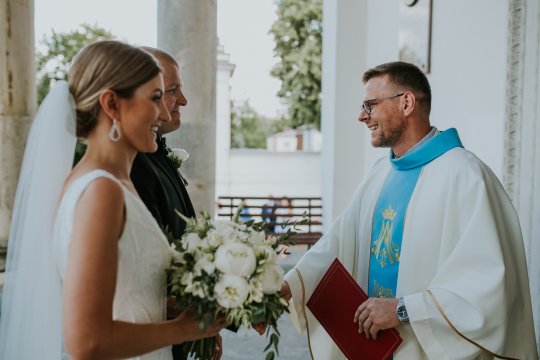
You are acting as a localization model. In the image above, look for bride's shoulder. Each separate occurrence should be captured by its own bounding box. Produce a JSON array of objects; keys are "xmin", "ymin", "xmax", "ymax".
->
[
  {"xmin": 68, "ymin": 170, "xmax": 125, "ymax": 228},
  {"xmin": 62, "ymin": 169, "xmax": 124, "ymax": 202}
]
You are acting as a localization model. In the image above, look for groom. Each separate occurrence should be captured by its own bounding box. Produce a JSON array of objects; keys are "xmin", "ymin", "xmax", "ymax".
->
[
  {"xmin": 131, "ymin": 48, "xmax": 194, "ymax": 240},
  {"xmin": 130, "ymin": 47, "xmax": 196, "ymax": 360}
]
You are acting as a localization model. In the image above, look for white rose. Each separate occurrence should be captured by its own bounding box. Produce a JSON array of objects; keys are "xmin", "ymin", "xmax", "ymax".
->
[
  {"xmin": 171, "ymin": 148, "xmax": 189, "ymax": 162},
  {"xmin": 214, "ymin": 274, "xmax": 249, "ymax": 308},
  {"xmin": 206, "ymin": 229, "xmax": 224, "ymax": 247},
  {"xmin": 213, "ymin": 220, "xmax": 236, "ymax": 241},
  {"xmin": 182, "ymin": 232, "xmax": 201, "ymax": 252},
  {"xmin": 181, "ymin": 271, "xmax": 207, "ymax": 298},
  {"xmin": 194, "ymin": 254, "xmax": 216, "ymax": 275},
  {"xmin": 214, "ymin": 242, "xmax": 256, "ymax": 277},
  {"xmin": 264, "ymin": 235, "xmax": 278, "ymax": 246},
  {"xmin": 254, "ymin": 245, "xmax": 277, "ymax": 264},
  {"xmin": 169, "ymin": 244, "xmax": 186, "ymax": 264},
  {"xmin": 248, "ymin": 229, "xmax": 266, "ymax": 245},
  {"xmin": 181, "ymin": 271, "xmax": 194, "ymax": 287},
  {"xmin": 260, "ymin": 264, "xmax": 284, "ymax": 294},
  {"xmin": 248, "ymin": 278, "xmax": 264, "ymax": 303}
]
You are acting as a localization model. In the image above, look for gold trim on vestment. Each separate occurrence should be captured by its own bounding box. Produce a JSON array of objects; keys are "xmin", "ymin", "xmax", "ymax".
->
[
  {"xmin": 296, "ymin": 268, "xmax": 316, "ymax": 360},
  {"xmin": 426, "ymin": 290, "xmax": 518, "ymax": 360}
]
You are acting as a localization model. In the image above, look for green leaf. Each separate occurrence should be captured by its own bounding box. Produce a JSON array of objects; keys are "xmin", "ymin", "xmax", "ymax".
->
[
  {"xmin": 269, "ymin": 0, "xmax": 322, "ymax": 129},
  {"xmin": 36, "ymin": 23, "xmax": 114, "ymax": 105}
]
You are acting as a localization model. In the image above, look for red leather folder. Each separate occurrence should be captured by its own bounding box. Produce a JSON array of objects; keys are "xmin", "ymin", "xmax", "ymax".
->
[{"xmin": 306, "ymin": 258, "xmax": 402, "ymax": 360}]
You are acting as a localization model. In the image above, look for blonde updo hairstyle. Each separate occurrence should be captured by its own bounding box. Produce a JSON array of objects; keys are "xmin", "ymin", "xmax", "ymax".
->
[{"xmin": 68, "ymin": 40, "xmax": 162, "ymax": 138}]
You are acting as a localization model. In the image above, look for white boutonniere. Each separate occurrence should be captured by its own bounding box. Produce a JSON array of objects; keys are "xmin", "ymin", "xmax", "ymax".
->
[{"xmin": 167, "ymin": 148, "xmax": 190, "ymax": 186}]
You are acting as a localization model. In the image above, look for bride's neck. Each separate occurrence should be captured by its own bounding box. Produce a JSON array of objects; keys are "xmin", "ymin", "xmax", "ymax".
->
[{"xmin": 78, "ymin": 136, "xmax": 136, "ymax": 182}]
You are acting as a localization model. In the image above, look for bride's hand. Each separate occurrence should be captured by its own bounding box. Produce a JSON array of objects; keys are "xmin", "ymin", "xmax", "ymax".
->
[
  {"xmin": 172, "ymin": 311, "xmax": 228, "ymax": 343},
  {"xmin": 167, "ymin": 296, "xmax": 180, "ymax": 318}
]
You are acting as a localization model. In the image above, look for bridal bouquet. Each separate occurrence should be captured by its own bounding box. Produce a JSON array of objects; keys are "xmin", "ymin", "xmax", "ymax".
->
[{"xmin": 168, "ymin": 209, "xmax": 299, "ymax": 360}]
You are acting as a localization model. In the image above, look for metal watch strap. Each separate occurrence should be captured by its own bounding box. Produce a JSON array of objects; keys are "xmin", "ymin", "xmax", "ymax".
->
[{"xmin": 396, "ymin": 296, "xmax": 409, "ymax": 324}]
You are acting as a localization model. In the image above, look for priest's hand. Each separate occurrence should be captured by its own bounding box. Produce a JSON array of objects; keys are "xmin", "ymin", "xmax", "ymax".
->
[
  {"xmin": 280, "ymin": 281, "xmax": 292, "ymax": 302},
  {"xmin": 252, "ymin": 323, "xmax": 266, "ymax": 335},
  {"xmin": 354, "ymin": 298, "xmax": 400, "ymax": 340},
  {"xmin": 253, "ymin": 281, "xmax": 292, "ymax": 336}
]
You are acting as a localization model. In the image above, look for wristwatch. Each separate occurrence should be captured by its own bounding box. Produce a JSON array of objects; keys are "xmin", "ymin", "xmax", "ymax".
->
[{"xmin": 396, "ymin": 297, "xmax": 409, "ymax": 324}]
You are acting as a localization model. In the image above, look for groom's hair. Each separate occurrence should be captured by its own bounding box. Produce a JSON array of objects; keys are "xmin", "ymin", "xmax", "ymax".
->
[
  {"xmin": 69, "ymin": 40, "xmax": 161, "ymax": 138},
  {"xmin": 140, "ymin": 47, "xmax": 179, "ymax": 68}
]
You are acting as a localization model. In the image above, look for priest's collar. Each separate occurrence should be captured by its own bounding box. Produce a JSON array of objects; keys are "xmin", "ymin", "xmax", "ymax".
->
[
  {"xmin": 390, "ymin": 128, "xmax": 463, "ymax": 170},
  {"xmin": 393, "ymin": 127, "xmax": 439, "ymax": 159}
]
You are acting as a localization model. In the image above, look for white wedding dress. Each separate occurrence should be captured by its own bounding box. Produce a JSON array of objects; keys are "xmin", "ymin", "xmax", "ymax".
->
[{"xmin": 53, "ymin": 169, "xmax": 174, "ymax": 360}]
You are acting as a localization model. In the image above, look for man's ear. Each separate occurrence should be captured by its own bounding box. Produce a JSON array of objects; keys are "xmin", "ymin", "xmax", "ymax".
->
[
  {"xmin": 402, "ymin": 92, "xmax": 416, "ymax": 117},
  {"xmin": 98, "ymin": 90, "xmax": 120, "ymax": 121}
]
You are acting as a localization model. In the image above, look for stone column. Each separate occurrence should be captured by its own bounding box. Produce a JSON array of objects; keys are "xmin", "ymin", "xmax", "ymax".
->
[
  {"xmin": 0, "ymin": 0, "xmax": 35, "ymax": 269},
  {"xmin": 157, "ymin": 0, "xmax": 217, "ymax": 215},
  {"xmin": 215, "ymin": 43, "xmax": 235, "ymax": 199},
  {"xmin": 321, "ymin": 0, "xmax": 368, "ymax": 230}
]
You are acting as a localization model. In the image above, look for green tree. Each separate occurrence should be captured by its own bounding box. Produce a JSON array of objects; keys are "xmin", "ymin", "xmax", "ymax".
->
[
  {"xmin": 270, "ymin": 0, "xmax": 322, "ymax": 129},
  {"xmin": 231, "ymin": 101, "xmax": 274, "ymax": 149},
  {"xmin": 37, "ymin": 23, "xmax": 114, "ymax": 104},
  {"xmin": 37, "ymin": 24, "xmax": 114, "ymax": 163}
]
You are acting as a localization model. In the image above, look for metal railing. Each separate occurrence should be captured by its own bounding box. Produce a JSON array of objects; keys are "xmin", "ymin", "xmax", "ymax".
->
[{"xmin": 217, "ymin": 196, "xmax": 322, "ymax": 246}]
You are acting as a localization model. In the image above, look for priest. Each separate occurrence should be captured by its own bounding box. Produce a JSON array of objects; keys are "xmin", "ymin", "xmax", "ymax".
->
[{"xmin": 280, "ymin": 62, "xmax": 538, "ymax": 359}]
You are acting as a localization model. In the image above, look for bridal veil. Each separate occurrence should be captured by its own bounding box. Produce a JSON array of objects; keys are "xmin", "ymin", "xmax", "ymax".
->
[{"xmin": 0, "ymin": 81, "xmax": 76, "ymax": 359}]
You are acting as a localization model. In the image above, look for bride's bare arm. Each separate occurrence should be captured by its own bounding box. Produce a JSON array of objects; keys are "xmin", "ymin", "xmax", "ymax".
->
[{"xmin": 62, "ymin": 178, "xmax": 225, "ymax": 359}]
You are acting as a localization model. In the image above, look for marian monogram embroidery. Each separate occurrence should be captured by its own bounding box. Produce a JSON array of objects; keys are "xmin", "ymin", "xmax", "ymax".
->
[{"xmin": 371, "ymin": 205, "xmax": 401, "ymax": 268}]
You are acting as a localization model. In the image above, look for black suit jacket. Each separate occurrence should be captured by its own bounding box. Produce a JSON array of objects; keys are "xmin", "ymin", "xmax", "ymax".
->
[
  {"xmin": 130, "ymin": 137, "xmax": 194, "ymax": 360},
  {"xmin": 131, "ymin": 137, "xmax": 195, "ymax": 240}
]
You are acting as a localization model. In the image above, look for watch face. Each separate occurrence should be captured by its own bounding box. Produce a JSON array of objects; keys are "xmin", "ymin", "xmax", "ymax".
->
[{"xmin": 397, "ymin": 306, "xmax": 407, "ymax": 317}]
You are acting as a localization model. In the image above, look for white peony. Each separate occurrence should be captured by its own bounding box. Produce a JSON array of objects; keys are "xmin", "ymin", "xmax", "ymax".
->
[
  {"xmin": 214, "ymin": 242, "xmax": 256, "ymax": 277},
  {"xmin": 260, "ymin": 264, "xmax": 284, "ymax": 294},
  {"xmin": 214, "ymin": 274, "xmax": 249, "ymax": 308}
]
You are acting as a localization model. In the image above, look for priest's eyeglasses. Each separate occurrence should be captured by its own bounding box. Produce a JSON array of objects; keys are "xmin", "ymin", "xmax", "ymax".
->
[{"xmin": 361, "ymin": 93, "xmax": 405, "ymax": 115}]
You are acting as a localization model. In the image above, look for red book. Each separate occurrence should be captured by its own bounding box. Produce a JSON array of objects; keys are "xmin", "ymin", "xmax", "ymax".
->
[{"xmin": 306, "ymin": 258, "xmax": 402, "ymax": 360}]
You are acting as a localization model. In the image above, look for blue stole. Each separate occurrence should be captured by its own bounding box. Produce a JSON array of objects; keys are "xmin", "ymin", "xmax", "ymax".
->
[{"xmin": 367, "ymin": 128, "xmax": 463, "ymax": 298}]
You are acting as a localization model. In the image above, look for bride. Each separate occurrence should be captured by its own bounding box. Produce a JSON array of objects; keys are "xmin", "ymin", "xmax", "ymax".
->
[{"xmin": 0, "ymin": 41, "xmax": 226, "ymax": 359}]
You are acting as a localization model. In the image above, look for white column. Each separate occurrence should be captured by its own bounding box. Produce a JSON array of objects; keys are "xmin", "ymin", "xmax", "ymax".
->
[
  {"xmin": 215, "ymin": 43, "xmax": 235, "ymax": 199},
  {"xmin": 157, "ymin": 0, "xmax": 217, "ymax": 214},
  {"xmin": 504, "ymin": 0, "xmax": 540, "ymax": 350},
  {"xmin": 0, "ymin": 0, "xmax": 35, "ymax": 268},
  {"xmin": 321, "ymin": 0, "xmax": 368, "ymax": 230}
]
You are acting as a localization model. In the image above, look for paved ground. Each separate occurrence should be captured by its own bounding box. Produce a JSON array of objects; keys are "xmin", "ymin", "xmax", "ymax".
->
[
  {"xmin": 220, "ymin": 312, "xmax": 310, "ymax": 360},
  {"xmin": 220, "ymin": 245, "xmax": 311, "ymax": 360}
]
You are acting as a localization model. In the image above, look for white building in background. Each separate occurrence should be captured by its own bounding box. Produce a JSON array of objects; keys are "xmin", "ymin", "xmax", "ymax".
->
[
  {"xmin": 215, "ymin": 45, "xmax": 322, "ymax": 200},
  {"xmin": 266, "ymin": 127, "xmax": 322, "ymax": 152},
  {"xmin": 266, "ymin": 129, "xmax": 298, "ymax": 152}
]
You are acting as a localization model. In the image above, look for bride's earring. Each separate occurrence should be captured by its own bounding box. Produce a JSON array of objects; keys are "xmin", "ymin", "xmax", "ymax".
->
[{"xmin": 108, "ymin": 118, "xmax": 121, "ymax": 142}]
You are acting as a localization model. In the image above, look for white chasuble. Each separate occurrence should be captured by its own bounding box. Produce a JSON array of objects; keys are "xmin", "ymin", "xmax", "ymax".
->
[{"xmin": 285, "ymin": 129, "xmax": 537, "ymax": 360}]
